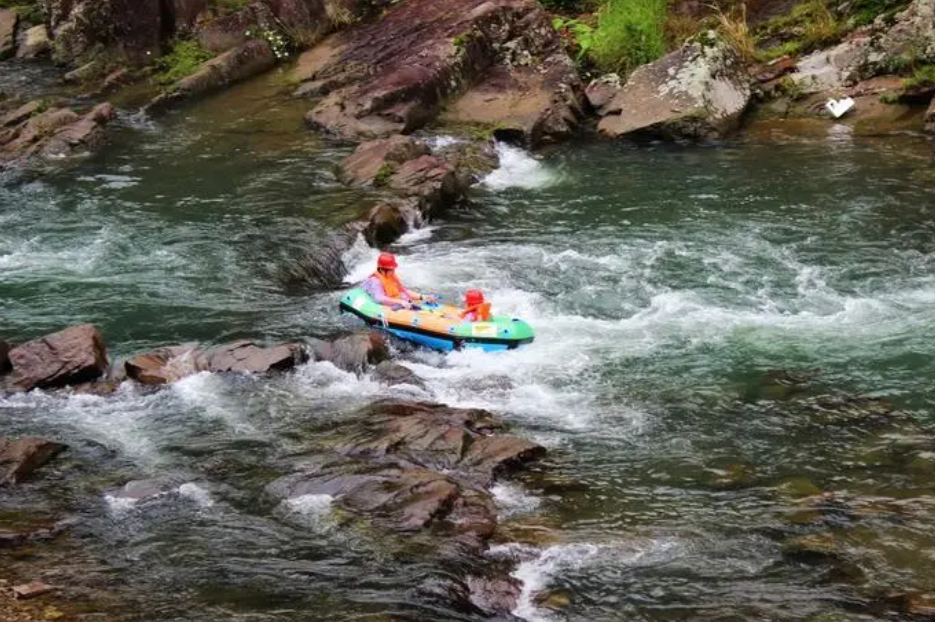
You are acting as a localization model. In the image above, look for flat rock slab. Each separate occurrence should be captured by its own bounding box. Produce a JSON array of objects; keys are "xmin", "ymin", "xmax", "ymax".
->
[
  {"xmin": 12, "ymin": 582, "xmax": 54, "ymax": 599},
  {"xmin": 0, "ymin": 437, "xmax": 67, "ymax": 485},
  {"xmin": 8, "ymin": 324, "xmax": 108, "ymax": 391}
]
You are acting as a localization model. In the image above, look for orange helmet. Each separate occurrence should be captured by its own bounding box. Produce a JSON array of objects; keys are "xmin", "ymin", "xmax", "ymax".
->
[
  {"xmin": 377, "ymin": 252, "xmax": 398, "ymax": 270},
  {"xmin": 465, "ymin": 289, "xmax": 484, "ymax": 306}
]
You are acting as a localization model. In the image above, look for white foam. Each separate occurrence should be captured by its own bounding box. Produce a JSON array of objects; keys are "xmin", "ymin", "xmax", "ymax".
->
[
  {"xmin": 277, "ymin": 494, "xmax": 336, "ymax": 531},
  {"xmin": 491, "ymin": 482, "xmax": 541, "ymax": 518},
  {"xmin": 178, "ymin": 482, "xmax": 214, "ymax": 508},
  {"xmin": 172, "ymin": 372, "xmax": 258, "ymax": 435},
  {"xmin": 396, "ymin": 225, "xmax": 438, "ymax": 245},
  {"xmin": 483, "ymin": 143, "xmax": 557, "ymax": 191}
]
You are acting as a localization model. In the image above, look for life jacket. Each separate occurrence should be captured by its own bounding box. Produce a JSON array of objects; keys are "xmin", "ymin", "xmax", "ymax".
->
[
  {"xmin": 461, "ymin": 302, "xmax": 492, "ymax": 322},
  {"xmin": 372, "ymin": 270, "xmax": 405, "ymax": 299}
]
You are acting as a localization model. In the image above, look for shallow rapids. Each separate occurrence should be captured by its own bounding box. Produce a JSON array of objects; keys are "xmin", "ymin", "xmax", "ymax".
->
[{"xmin": 4, "ymin": 81, "xmax": 935, "ymax": 621}]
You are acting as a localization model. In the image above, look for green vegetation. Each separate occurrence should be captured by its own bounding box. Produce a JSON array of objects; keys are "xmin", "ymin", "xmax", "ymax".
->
[
  {"xmin": 752, "ymin": 0, "xmax": 843, "ymax": 61},
  {"xmin": 552, "ymin": 16, "xmax": 596, "ymax": 60},
  {"xmin": 756, "ymin": 40, "xmax": 802, "ymax": 62},
  {"xmin": 901, "ymin": 64, "xmax": 935, "ymax": 89},
  {"xmin": 373, "ymin": 164, "xmax": 394, "ymax": 187},
  {"xmin": 0, "ymin": 0, "xmax": 43, "ymax": 25},
  {"xmin": 589, "ymin": 0, "xmax": 667, "ymax": 74},
  {"xmin": 711, "ymin": 3, "xmax": 755, "ymax": 60},
  {"xmin": 208, "ymin": 0, "xmax": 251, "ymax": 15},
  {"xmin": 878, "ymin": 90, "xmax": 900, "ymax": 103},
  {"xmin": 151, "ymin": 40, "xmax": 213, "ymax": 85},
  {"xmin": 848, "ymin": 0, "xmax": 910, "ymax": 26},
  {"xmin": 540, "ymin": 0, "xmax": 600, "ymax": 14}
]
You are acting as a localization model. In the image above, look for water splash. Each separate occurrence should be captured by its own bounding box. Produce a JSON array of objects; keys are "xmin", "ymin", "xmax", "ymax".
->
[{"xmin": 483, "ymin": 143, "xmax": 557, "ymax": 190}]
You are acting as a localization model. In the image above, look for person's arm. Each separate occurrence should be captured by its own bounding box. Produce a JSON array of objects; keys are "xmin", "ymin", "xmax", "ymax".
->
[{"xmin": 363, "ymin": 277, "xmax": 416, "ymax": 308}]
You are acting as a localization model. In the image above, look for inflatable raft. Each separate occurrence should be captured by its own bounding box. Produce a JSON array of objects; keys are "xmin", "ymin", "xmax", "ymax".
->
[{"xmin": 339, "ymin": 287, "xmax": 535, "ymax": 352}]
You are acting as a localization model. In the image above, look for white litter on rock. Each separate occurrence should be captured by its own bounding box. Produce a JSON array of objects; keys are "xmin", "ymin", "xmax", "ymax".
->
[{"xmin": 826, "ymin": 96, "xmax": 855, "ymax": 118}]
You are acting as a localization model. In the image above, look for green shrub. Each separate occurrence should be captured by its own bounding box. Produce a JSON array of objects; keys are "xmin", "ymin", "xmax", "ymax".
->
[
  {"xmin": 209, "ymin": 0, "xmax": 251, "ymax": 15},
  {"xmin": 552, "ymin": 16, "xmax": 596, "ymax": 60},
  {"xmin": 152, "ymin": 40, "xmax": 213, "ymax": 85},
  {"xmin": 755, "ymin": 40, "xmax": 802, "ymax": 61},
  {"xmin": 902, "ymin": 64, "xmax": 935, "ymax": 90},
  {"xmin": 878, "ymin": 90, "xmax": 900, "ymax": 103},
  {"xmin": 540, "ymin": 0, "xmax": 601, "ymax": 14},
  {"xmin": 590, "ymin": 0, "xmax": 667, "ymax": 74},
  {"xmin": 0, "ymin": 0, "xmax": 44, "ymax": 24},
  {"xmin": 848, "ymin": 0, "xmax": 910, "ymax": 26}
]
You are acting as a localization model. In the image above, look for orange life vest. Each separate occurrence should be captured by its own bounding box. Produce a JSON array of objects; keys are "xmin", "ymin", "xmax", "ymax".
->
[
  {"xmin": 373, "ymin": 271, "xmax": 405, "ymax": 298},
  {"xmin": 461, "ymin": 302, "xmax": 492, "ymax": 321}
]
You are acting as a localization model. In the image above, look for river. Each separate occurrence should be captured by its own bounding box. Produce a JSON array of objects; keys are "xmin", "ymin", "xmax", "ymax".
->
[{"xmin": 4, "ymin": 72, "xmax": 935, "ymax": 621}]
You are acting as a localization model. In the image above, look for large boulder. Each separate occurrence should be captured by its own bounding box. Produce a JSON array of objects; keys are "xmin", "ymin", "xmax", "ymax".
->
[
  {"xmin": 49, "ymin": 0, "xmax": 164, "ymax": 66},
  {"xmin": 307, "ymin": 332, "xmax": 389, "ymax": 372},
  {"xmin": 15, "ymin": 24, "xmax": 50, "ymax": 59},
  {"xmin": 598, "ymin": 36, "xmax": 751, "ymax": 141},
  {"xmin": 0, "ymin": 437, "xmax": 67, "ymax": 485},
  {"xmin": 0, "ymin": 8, "xmax": 17, "ymax": 61},
  {"xmin": 295, "ymin": 0, "xmax": 583, "ymax": 146},
  {"xmin": 339, "ymin": 136, "xmax": 431, "ymax": 186},
  {"xmin": 7, "ymin": 325, "xmax": 108, "ymax": 391},
  {"xmin": 125, "ymin": 340, "xmax": 307, "ymax": 385}
]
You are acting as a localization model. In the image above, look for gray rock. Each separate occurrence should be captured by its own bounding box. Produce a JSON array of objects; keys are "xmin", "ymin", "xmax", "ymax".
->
[
  {"xmin": 598, "ymin": 35, "xmax": 751, "ymax": 141},
  {"xmin": 0, "ymin": 8, "xmax": 17, "ymax": 61},
  {"xmin": 16, "ymin": 24, "xmax": 50, "ymax": 59},
  {"xmin": 308, "ymin": 332, "xmax": 389, "ymax": 373},
  {"xmin": 372, "ymin": 360, "xmax": 426, "ymax": 389}
]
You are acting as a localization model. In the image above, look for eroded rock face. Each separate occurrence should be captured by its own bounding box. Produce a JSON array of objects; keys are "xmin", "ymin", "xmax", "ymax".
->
[
  {"xmin": 0, "ymin": 437, "xmax": 67, "ymax": 485},
  {"xmin": 295, "ymin": 0, "xmax": 582, "ymax": 146},
  {"xmin": 598, "ymin": 36, "xmax": 751, "ymax": 141},
  {"xmin": 339, "ymin": 136, "xmax": 431, "ymax": 186},
  {"xmin": 0, "ymin": 102, "xmax": 116, "ymax": 169},
  {"xmin": 125, "ymin": 340, "xmax": 307, "ymax": 385},
  {"xmin": 50, "ymin": 0, "xmax": 164, "ymax": 65},
  {"xmin": 8, "ymin": 324, "xmax": 108, "ymax": 391}
]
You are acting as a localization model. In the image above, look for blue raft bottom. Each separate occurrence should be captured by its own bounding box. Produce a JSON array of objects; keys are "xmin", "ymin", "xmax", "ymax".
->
[{"xmin": 384, "ymin": 327, "xmax": 511, "ymax": 353}]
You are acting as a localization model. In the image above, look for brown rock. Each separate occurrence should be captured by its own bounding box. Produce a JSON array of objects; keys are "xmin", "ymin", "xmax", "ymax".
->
[
  {"xmin": 204, "ymin": 340, "xmax": 307, "ymax": 373},
  {"xmin": 12, "ymin": 582, "xmax": 54, "ymax": 599},
  {"xmin": 0, "ymin": 8, "xmax": 17, "ymax": 61},
  {"xmin": 363, "ymin": 200, "xmax": 416, "ymax": 247},
  {"xmin": 308, "ymin": 331, "xmax": 389, "ymax": 372},
  {"xmin": 169, "ymin": 0, "xmax": 208, "ymax": 34},
  {"xmin": 461, "ymin": 435, "xmax": 546, "ymax": 478},
  {"xmin": 125, "ymin": 344, "xmax": 201, "ymax": 384},
  {"xmin": 751, "ymin": 55, "xmax": 797, "ymax": 83},
  {"xmin": 372, "ymin": 360, "xmax": 426, "ymax": 389},
  {"xmin": 467, "ymin": 574, "xmax": 522, "ymax": 615},
  {"xmin": 299, "ymin": 0, "xmax": 582, "ymax": 145},
  {"xmin": 0, "ymin": 339, "xmax": 11, "ymax": 375},
  {"xmin": 147, "ymin": 39, "xmax": 276, "ymax": 113},
  {"xmin": 39, "ymin": 103, "xmax": 116, "ymax": 159},
  {"xmin": 8, "ymin": 325, "xmax": 108, "ymax": 391},
  {"xmin": 49, "ymin": 0, "xmax": 161, "ymax": 65},
  {"xmin": 0, "ymin": 437, "xmax": 67, "ymax": 485},
  {"xmin": 339, "ymin": 136, "xmax": 430, "ymax": 186},
  {"xmin": 585, "ymin": 73, "xmax": 622, "ymax": 115},
  {"xmin": 0, "ymin": 101, "xmax": 40, "ymax": 128}
]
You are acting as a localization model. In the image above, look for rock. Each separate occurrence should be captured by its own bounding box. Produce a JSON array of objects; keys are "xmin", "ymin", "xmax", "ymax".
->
[
  {"xmin": 308, "ymin": 331, "xmax": 389, "ymax": 372},
  {"xmin": 15, "ymin": 24, "xmax": 50, "ymax": 59},
  {"xmin": 467, "ymin": 574, "xmax": 522, "ymax": 616},
  {"xmin": 585, "ymin": 73, "xmax": 622, "ymax": 115},
  {"xmin": 751, "ymin": 56, "xmax": 796, "ymax": 83},
  {"xmin": 0, "ymin": 101, "xmax": 40, "ymax": 128},
  {"xmin": 12, "ymin": 582, "xmax": 54, "ymax": 600},
  {"xmin": 0, "ymin": 437, "xmax": 67, "ymax": 485},
  {"xmin": 460, "ymin": 435, "xmax": 547, "ymax": 480},
  {"xmin": 49, "ymin": 0, "xmax": 161, "ymax": 66},
  {"xmin": 0, "ymin": 524, "xmax": 64, "ymax": 548},
  {"xmin": 297, "ymin": 0, "xmax": 582, "ymax": 146},
  {"xmin": 147, "ymin": 40, "xmax": 277, "ymax": 113},
  {"xmin": 7, "ymin": 325, "xmax": 108, "ymax": 391},
  {"xmin": 205, "ymin": 340, "xmax": 307, "ymax": 373},
  {"xmin": 925, "ymin": 95, "xmax": 935, "ymax": 134},
  {"xmin": 0, "ymin": 103, "xmax": 116, "ymax": 168},
  {"xmin": 268, "ymin": 457, "xmax": 498, "ymax": 536},
  {"xmin": 598, "ymin": 35, "xmax": 751, "ymax": 141},
  {"xmin": 372, "ymin": 360, "xmax": 426, "ymax": 389},
  {"xmin": 277, "ymin": 222, "xmax": 363, "ymax": 292},
  {"xmin": 362, "ymin": 200, "xmax": 418, "ymax": 247},
  {"xmin": 788, "ymin": 38, "xmax": 869, "ymax": 94},
  {"xmin": 533, "ymin": 589, "xmax": 571, "ymax": 611},
  {"xmin": 339, "ymin": 136, "xmax": 431, "ymax": 187},
  {"xmin": 0, "ymin": 339, "xmax": 11, "ymax": 375},
  {"xmin": 0, "ymin": 8, "xmax": 17, "ymax": 61},
  {"xmin": 168, "ymin": 0, "xmax": 208, "ymax": 35},
  {"xmin": 781, "ymin": 532, "xmax": 845, "ymax": 562},
  {"xmin": 111, "ymin": 477, "xmax": 186, "ymax": 502},
  {"xmin": 125, "ymin": 340, "xmax": 307, "ymax": 385}
]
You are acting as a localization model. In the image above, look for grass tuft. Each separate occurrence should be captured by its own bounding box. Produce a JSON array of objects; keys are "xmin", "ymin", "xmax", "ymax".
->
[
  {"xmin": 152, "ymin": 40, "xmax": 213, "ymax": 85},
  {"xmin": 590, "ymin": 0, "xmax": 667, "ymax": 75}
]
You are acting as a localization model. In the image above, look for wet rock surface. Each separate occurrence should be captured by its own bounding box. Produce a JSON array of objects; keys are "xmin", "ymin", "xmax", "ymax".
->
[
  {"xmin": 126, "ymin": 339, "xmax": 307, "ymax": 384},
  {"xmin": 294, "ymin": 0, "xmax": 582, "ymax": 145},
  {"xmin": 598, "ymin": 36, "xmax": 751, "ymax": 141},
  {"xmin": 0, "ymin": 102, "xmax": 116, "ymax": 170},
  {"xmin": 372, "ymin": 360, "xmax": 426, "ymax": 389},
  {"xmin": 0, "ymin": 437, "xmax": 67, "ymax": 485},
  {"xmin": 6, "ymin": 324, "xmax": 108, "ymax": 392},
  {"xmin": 0, "ymin": 8, "xmax": 16, "ymax": 61},
  {"xmin": 307, "ymin": 331, "xmax": 389, "ymax": 373}
]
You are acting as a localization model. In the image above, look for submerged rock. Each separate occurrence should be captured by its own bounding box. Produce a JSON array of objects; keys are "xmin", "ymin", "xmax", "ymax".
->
[
  {"xmin": 0, "ymin": 437, "xmax": 67, "ymax": 485},
  {"xmin": 125, "ymin": 340, "xmax": 307, "ymax": 385},
  {"xmin": 295, "ymin": 0, "xmax": 582, "ymax": 146},
  {"xmin": 7, "ymin": 324, "xmax": 108, "ymax": 391},
  {"xmin": 372, "ymin": 361, "xmax": 426, "ymax": 389},
  {"xmin": 277, "ymin": 222, "xmax": 362, "ymax": 292},
  {"xmin": 598, "ymin": 35, "xmax": 751, "ymax": 141}
]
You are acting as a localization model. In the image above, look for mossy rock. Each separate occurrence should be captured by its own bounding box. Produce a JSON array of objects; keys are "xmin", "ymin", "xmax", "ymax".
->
[{"xmin": 781, "ymin": 532, "xmax": 845, "ymax": 562}]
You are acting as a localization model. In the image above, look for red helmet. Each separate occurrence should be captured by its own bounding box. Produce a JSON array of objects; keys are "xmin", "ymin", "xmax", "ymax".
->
[
  {"xmin": 377, "ymin": 252, "xmax": 398, "ymax": 270},
  {"xmin": 465, "ymin": 289, "xmax": 484, "ymax": 306}
]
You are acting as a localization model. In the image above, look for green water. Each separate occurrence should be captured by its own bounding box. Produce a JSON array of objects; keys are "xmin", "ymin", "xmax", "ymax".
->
[{"xmin": 4, "ymin": 75, "xmax": 935, "ymax": 621}]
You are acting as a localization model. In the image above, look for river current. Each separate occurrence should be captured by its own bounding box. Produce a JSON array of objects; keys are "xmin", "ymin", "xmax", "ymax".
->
[{"xmin": 4, "ymin": 74, "xmax": 935, "ymax": 621}]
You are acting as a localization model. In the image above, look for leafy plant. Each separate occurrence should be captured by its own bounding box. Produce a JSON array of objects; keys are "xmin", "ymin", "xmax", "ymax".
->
[
  {"xmin": 756, "ymin": 40, "xmax": 802, "ymax": 61},
  {"xmin": 849, "ymin": 0, "xmax": 910, "ymax": 26},
  {"xmin": 878, "ymin": 90, "xmax": 900, "ymax": 103},
  {"xmin": 664, "ymin": 12, "xmax": 703, "ymax": 50},
  {"xmin": 590, "ymin": 0, "xmax": 667, "ymax": 75},
  {"xmin": 152, "ymin": 40, "xmax": 213, "ymax": 85},
  {"xmin": 209, "ymin": 0, "xmax": 251, "ymax": 16},
  {"xmin": 552, "ymin": 16, "xmax": 596, "ymax": 60},
  {"xmin": 902, "ymin": 64, "xmax": 935, "ymax": 90}
]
